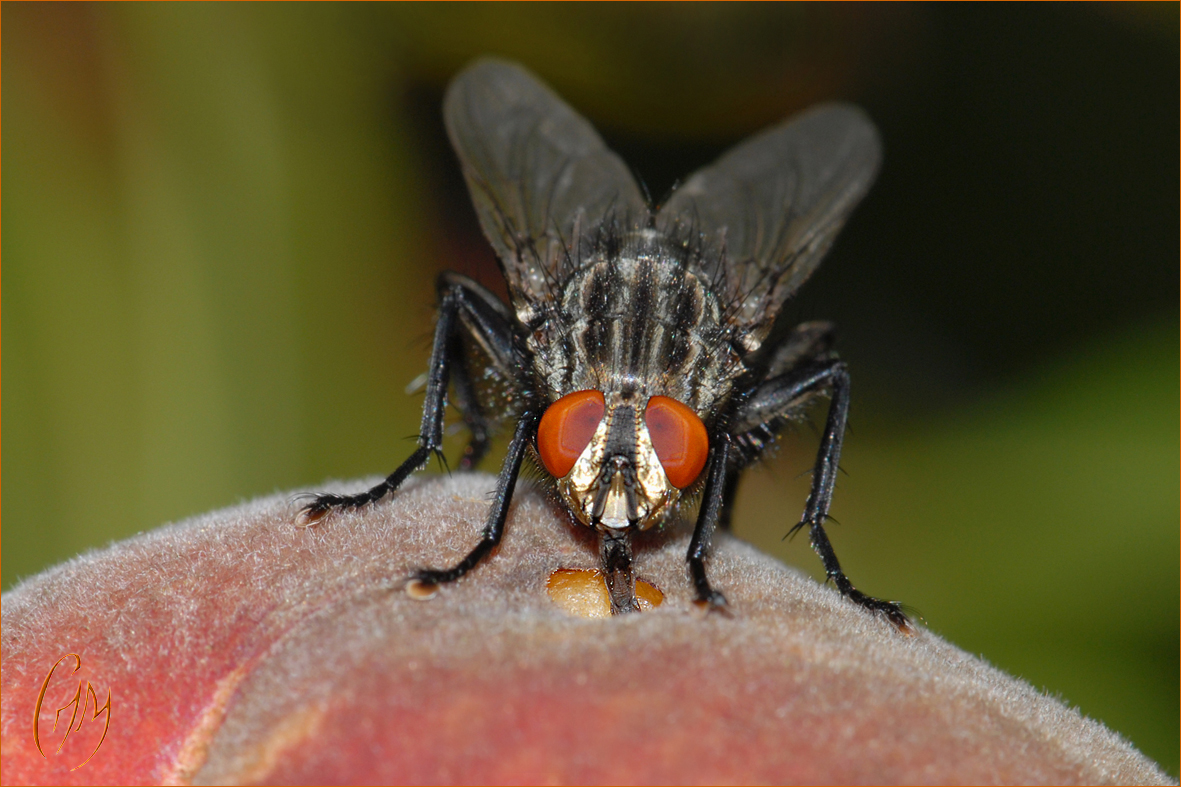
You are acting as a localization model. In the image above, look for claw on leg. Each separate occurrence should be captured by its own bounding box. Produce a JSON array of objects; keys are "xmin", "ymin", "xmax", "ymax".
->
[
  {"xmin": 693, "ymin": 589, "xmax": 730, "ymax": 614},
  {"xmin": 836, "ymin": 581, "xmax": 914, "ymax": 635},
  {"xmin": 858, "ymin": 594, "xmax": 915, "ymax": 635},
  {"xmin": 405, "ymin": 577, "xmax": 439, "ymax": 600}
]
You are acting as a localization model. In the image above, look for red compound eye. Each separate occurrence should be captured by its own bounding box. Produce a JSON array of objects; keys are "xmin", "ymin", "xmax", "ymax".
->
[
  {"xmin": 645, "ymin": 396, "xmax": 709, "ymax": 489},
  {"xmin": 537, "ymin": 390, "xmax": 606, "ymax": 478}
]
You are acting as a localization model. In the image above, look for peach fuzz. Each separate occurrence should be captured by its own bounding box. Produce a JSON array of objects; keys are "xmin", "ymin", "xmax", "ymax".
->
[{"xmin": 2, "ymin": 474, "xmax": 1170, "ymax": 784}]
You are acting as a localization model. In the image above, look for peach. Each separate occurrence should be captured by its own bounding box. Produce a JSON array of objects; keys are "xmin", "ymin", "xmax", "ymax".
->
[{"xmin": 1, "ymin": 475, "xmax": 1170, "ymax": 784}]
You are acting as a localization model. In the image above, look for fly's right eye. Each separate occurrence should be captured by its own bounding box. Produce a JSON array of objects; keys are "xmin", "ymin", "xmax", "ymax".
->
[
  {"xmin": 644, "ymin": 395, "xmax": 709, "ymax": 489},
  {"xmin": 537, "ymin": 390, "xmax": 606, "ymax": 478}
]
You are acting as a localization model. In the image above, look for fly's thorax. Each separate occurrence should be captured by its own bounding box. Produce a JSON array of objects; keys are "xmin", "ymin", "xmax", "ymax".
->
[
  {"xmin": 526, "ymin": 244, "xmax": 746, "ymax": 414},
  {"xmin": 556, "ymin": 390, "xmax": 678, "ymax": 532}
]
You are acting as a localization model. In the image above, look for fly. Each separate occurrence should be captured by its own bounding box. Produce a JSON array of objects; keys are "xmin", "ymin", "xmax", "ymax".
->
[{"xmin": 301, "ymin": 59, "xmax": 910, "ymax": 631}]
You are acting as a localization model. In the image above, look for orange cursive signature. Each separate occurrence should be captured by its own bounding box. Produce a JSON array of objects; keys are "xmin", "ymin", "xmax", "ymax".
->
[{"xmin": 33, "ymin": 654, "xmax": 112, "ymax": 771}]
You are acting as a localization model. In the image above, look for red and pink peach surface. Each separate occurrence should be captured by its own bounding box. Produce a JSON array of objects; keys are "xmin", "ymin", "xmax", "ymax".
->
[{"xmin": 2, "ymin": 474, "xmax": 1168, "ymax": 785}]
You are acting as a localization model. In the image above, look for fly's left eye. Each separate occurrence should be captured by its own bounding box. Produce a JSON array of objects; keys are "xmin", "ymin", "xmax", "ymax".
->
[
  {"xmin": 537, "ymin": 390, "xmax": 606, "ymax": 478},
  {"xmin": 644, "ymin": 396, "xmax": 709, "ymax": 489}
]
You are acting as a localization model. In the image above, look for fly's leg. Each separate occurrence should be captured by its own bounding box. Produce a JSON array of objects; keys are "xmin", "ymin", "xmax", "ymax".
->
[
  {"xmin": 716, "ymin": 468, "xmax": 742, "ymax": 531},
  {"xmin": 300, "ymin": 272, "xmax": 518, "ymax": 522},
  {"xmin": 439, "ymin": 271, "xmax": 518, "ymax": 470},
  {"xmin": 763, "ymin": 320, "xmax": 837, "ymax": 378},
  {"xmin": 719, "ymin": 321, "xmax": 835, "ymax": 532},
  {"xmin": 687, "ymin": 434, "xmax": 733, "ymax": 609},
  {"xmin": 733, "ymin": 358, "xmax": 911, "ymax": 631},
  {"xmin": 411, "ymin": 411, "xmax": 538, "ymax": 587},
  {"xmin": 447, "ymin": 329, "xmax": 490, "ymax": 470}
]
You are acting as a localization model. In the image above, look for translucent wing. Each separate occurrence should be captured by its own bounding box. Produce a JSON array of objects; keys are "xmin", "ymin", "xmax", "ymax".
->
[
  {"xmin": 444, "ymin": 59, "xmax": 650, "ymax": 310},
  {"xmin": 656, "ymin": 103, "xmax": 881, "ymax": 346}
]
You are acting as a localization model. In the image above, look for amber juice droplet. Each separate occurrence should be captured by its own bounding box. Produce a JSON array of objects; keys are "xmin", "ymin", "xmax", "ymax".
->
[{"xmin": 546, "ymin": 568, "xmax": 663, "ymax": 618}]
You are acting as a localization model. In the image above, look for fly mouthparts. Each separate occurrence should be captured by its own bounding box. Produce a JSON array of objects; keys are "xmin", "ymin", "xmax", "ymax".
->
[
  {"xmin": 590, "ymin": 462, "xmax": 641, "ymax": 530},
  {"xmin": 599, "ymin": 531, "xmax": 640, "ymax": 615}
]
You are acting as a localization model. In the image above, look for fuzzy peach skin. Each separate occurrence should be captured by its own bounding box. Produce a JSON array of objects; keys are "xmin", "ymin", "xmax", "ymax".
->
[{"xmin": 1, "ymin": 474, "xmax": 1172, "ymax": 785}]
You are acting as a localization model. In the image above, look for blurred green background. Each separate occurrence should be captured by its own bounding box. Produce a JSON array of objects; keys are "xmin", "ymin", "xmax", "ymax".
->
[{"xmin": 4, "ymin": 3, "xmax": 1177, "ymax": 774}]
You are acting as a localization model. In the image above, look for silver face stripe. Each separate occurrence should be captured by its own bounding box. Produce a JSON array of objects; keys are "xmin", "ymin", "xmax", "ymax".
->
[{"xmin": 557, "ymin": 394, "xmax": 679, "ymax": 532}]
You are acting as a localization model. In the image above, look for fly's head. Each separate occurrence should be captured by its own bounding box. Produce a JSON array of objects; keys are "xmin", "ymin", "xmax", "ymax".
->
[{"xmin": 536, "ymin": 388, "xmax": 709, "ymax": 533}]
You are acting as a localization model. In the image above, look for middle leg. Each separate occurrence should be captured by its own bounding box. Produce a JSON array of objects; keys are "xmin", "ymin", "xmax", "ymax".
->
[{"xmin": 731, "ymin": 359, "xmax": 910, "ymax": 631}]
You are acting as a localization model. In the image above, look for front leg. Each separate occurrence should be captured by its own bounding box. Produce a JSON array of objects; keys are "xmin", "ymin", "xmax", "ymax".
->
[
  {"xmin": 687, "ymin": 435, "xmax": 733, "ymax": 609},
  {"xmin": 734, "ymin": 359, "xmax": 911, "ymax": 632},
  {"xmin": 300, "ymin": 273, "xmax": 518, "ymax": 522},
  {"xmin": 411, "ymin": 410, "xmax": 538, "ymax": 587}
]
